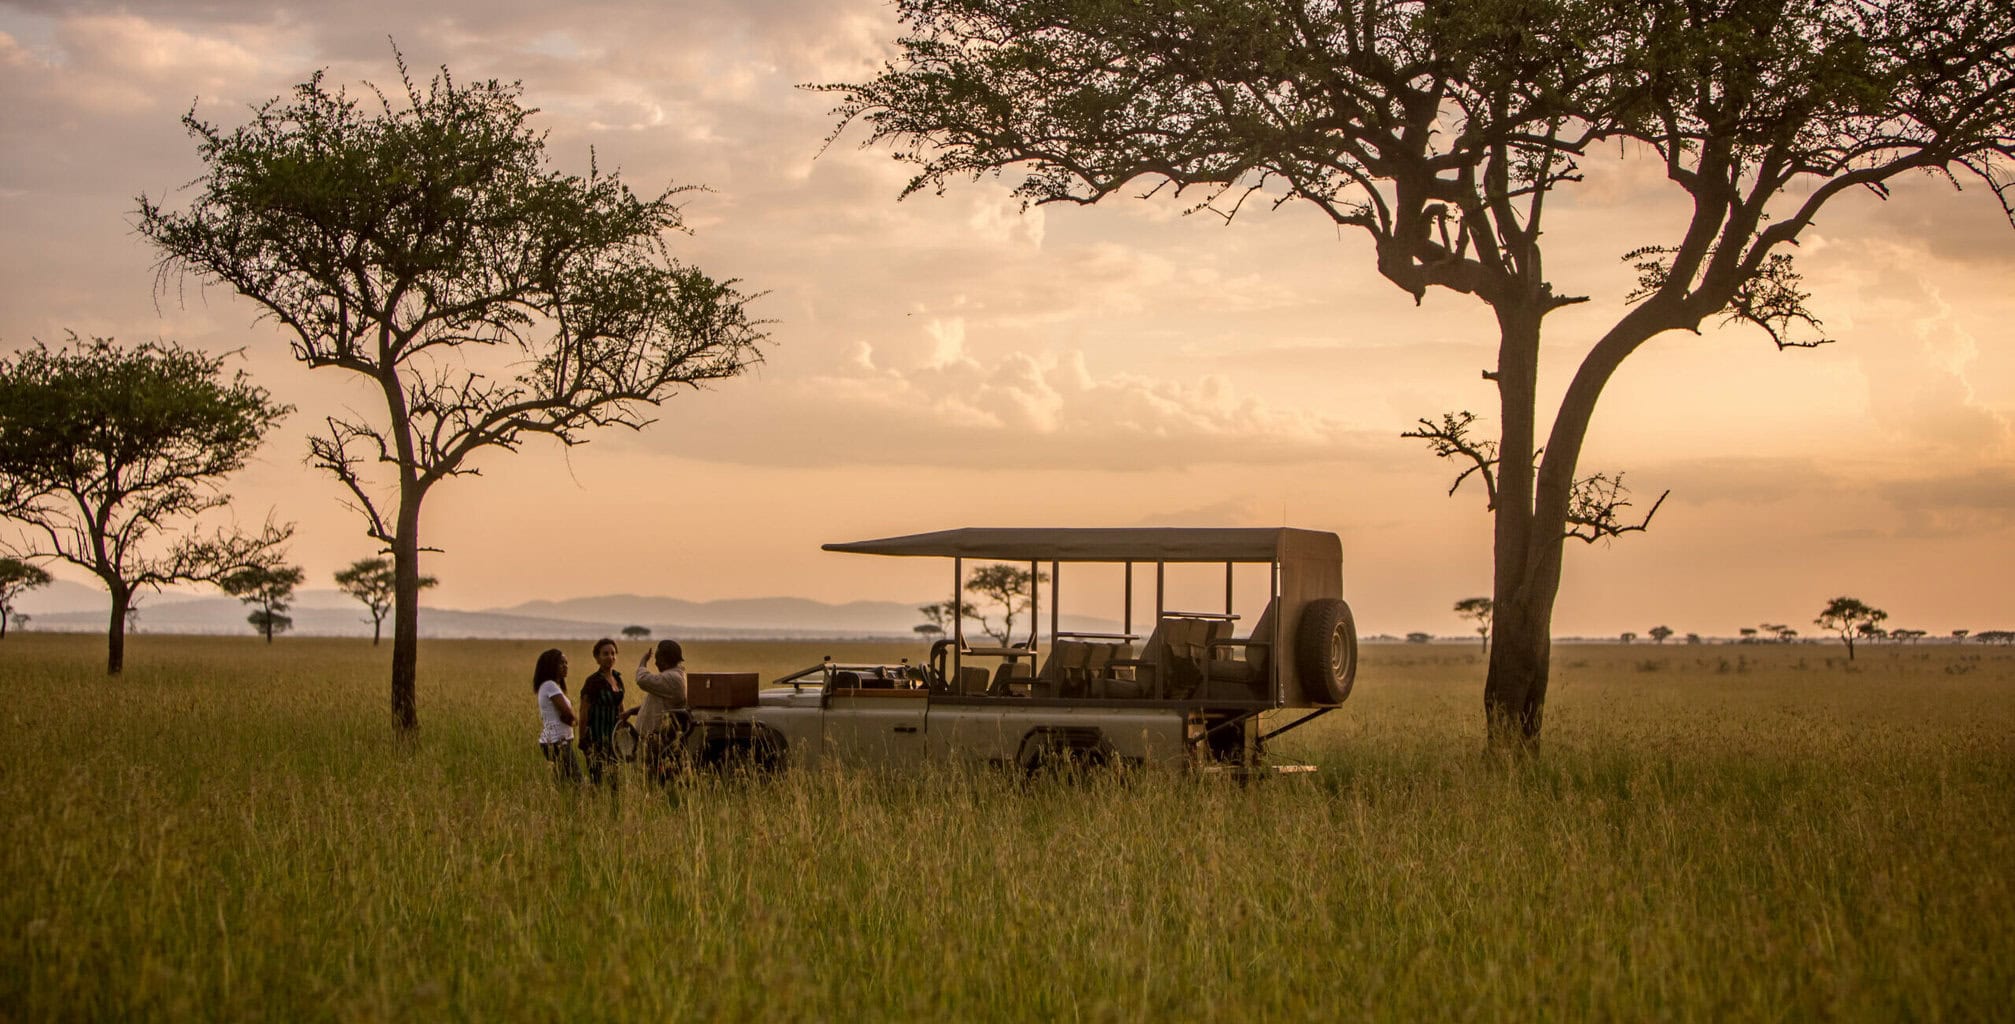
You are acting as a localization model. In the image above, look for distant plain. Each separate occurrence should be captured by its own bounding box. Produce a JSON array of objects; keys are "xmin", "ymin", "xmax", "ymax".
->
[{"xmin": 2, "ymin": 635, "xmax": 2009, "ymax": 1020}]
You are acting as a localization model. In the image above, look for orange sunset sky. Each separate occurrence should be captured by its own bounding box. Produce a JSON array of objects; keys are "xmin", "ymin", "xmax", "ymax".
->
[{"xmin": 2, "ymin": 1, "xmax": 2012, "ymax": 639}]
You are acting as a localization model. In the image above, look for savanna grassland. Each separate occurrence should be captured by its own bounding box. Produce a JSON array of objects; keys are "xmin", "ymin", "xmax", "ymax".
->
[{"xmin": 1, "ymin": 634, "xmax": 2009, "ymax": 1021}]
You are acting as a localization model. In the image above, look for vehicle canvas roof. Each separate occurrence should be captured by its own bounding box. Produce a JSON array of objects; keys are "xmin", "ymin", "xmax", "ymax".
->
[{"xmin": 822, "ymin": 527, "xmax": 1340, "ymax": 564}]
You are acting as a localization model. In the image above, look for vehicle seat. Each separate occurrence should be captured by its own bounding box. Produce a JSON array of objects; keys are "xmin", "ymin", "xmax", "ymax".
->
[
  {"xmin": 1105, "ymin": 617, "xmax": 1215, "ymax": 698},
  {"xmin": 1034, "ymin": 641, "xmax": 1090, "ymax": 698},
  {"xmin": 957, "ymin": 665, "xmax": 991, "ymax": 696},
  {"xmin": 1203, "ymin": 600, "xmax": 1275, "ymax": 700}
]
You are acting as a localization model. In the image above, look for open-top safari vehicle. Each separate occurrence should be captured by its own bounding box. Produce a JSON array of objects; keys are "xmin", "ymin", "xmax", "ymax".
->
[{"xmin": 639, "ymin": 527, "xmax": 1357, "ymax": 776}]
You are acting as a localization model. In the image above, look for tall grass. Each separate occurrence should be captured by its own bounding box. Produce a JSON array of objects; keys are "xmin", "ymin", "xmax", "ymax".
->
[{"xmin": 2, "ymin": 635, "xmax": 2009, "ymax": 1020}]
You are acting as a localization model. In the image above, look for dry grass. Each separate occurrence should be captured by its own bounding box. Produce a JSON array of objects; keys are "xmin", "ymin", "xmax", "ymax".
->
[{"xmin": 1, "ymin": 634, "xmax": 2009, "ymax": 1021}]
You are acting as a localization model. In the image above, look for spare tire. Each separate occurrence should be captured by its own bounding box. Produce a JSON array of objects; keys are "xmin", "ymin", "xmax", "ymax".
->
[{"xmin": 1296, "ymin": 598, "xmax": 1357, "ymax": 705}]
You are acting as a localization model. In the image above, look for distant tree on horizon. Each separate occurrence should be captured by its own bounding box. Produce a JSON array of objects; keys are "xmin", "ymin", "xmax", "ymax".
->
[
  {"xmin": 622, "ymin": 625, "xmax": 652, "ymax": 642},
  {"xmin": 1454, "ymin": 597, "xmax": 1493, "ymax": 651},
  {"xmin": 917, "ymin": 599, "xmax": 978, "ymax": 639},
  {"xmin": 965, "ymin": 566, "xmax": 1047, "ymax": 646},
  {"xmin": 222, "ymin": 563, "xmax": 305, "ymax": 644},
  {"xmin": 0, "ymin": 556, "xmax": 51, "ymax": 640},
  {"xmin": 333, "ymin": 558, "xmax": 436, "ymax": 647},
  {"xmin": 1952, "ymin": 629, "xmax": 1970, "ymax": 642},
  {"xmin": 1406, "ymin": 632, "xmax": 1433, "ymax": 644},
  {"xmin": 1739, "ymin": 627, "xmax": 1759, "ymax": 643},
  {"xmin": 1817, "ymin": 597, "xmax": 1887, "ymax": 661},
  {"xmin": 827, "ymin": 0, "xmax": 2015, "ymax": 752},
  {"xmin": 142, "ymin": 55, "xmax": 768, "ymax": 734},
  {"xmin": 1648, "ymin": 625, "xmax": 1674, "ymax": 645},
  {"xmin": 1620, "ymin": 631, "xmax": 1638, "ymax": 644},
  {"xmin": 0, "ymin": 335, "xmax": 292, "ymax": 673}
]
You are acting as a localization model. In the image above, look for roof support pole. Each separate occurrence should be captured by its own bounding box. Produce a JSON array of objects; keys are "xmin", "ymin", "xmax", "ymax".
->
[{"xmin": 1049, "ymin": 560, "xmax": 1059, "ymax": 646}]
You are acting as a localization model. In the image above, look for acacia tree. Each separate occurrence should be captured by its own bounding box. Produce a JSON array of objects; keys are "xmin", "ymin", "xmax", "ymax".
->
[
  {"xmin": 141, "ymin": 58, "xmax": 768, "ymax": 733},
  {"xmin": 827, "ymin": 0, "xmax": 2015, "ymax": 748},
  {"xmin": 0, "ymin": 335, "xmax": 292, "ymax": 673},
  {"xmin": 1817, "ymin": 595, "xmax": 1886, "ymax": 659},
  {"xmin": 0, "ymin": 556, "xmax": 51, "ymax": 639},
  {"xmin": 332, "ymin": 557, "xmax": 437, "ymax": 646},
  {"xmin": 964, "ymin": 565, "xmax": 1047, "ymax": 645},
  {"xmin": 222, "ymin": 562, "xmax": 304, "ymax": 643},
  {"xmin": 917, "ymin": 599, "xmax": 978, "ymax": 637},
  {"xmin": 1454, "ymin": 596, "xmax": 1493, "ymax": 650},
  {"xmin": 1649, "ymin": 625, "xmax": 1674, "ymax": 644}
]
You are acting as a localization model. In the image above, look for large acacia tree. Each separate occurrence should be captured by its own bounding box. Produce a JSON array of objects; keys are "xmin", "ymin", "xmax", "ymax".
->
[
  {"xmin": 0, "ymin": 335, "xmax": 292, "ymax": 673},
  {"xmin": 141, "ymin": 58, "xmax": 768, "ymax": 734},
  {"xmin": 827, "ymin": 0, "xmax": 2015, "ymax": 747}
]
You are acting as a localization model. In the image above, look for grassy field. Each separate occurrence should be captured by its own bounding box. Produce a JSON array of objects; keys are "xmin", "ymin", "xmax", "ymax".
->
[{"xmin": 1, "ymin": 634, "xmax": 2009, "ymax": 1021}]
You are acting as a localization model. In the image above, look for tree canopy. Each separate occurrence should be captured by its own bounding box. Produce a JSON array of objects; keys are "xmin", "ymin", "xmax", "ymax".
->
[
  {"xmin": 141, "ymin": 56, "xmax": 769, "ymax": 731},
  {"xmin": 333, "ymin": 557, "xmax": 436, "ymax": 646},
  {"xmin": 1816, "ymin": 595, "xmax": 1887, "ymax": 659},
  {"xmin": 965, "ymin": 565, "xmax": 1047, "ymax": 645},
  {"xmin": 222, "ymin": 562, "xmax": 305, "ymax": 643},
  {"xmin": 828, "ymin": 0, "xmax": 2015, "ymax": 746},
  {"xmin": 0, "ymin": 334, "xmax": 292, "ymax": 672}
]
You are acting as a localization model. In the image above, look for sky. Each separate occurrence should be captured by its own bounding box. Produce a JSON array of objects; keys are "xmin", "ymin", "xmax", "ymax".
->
[{"xmin": 2, "ymin": 0, "xmax": 2012, "ymax": 640}]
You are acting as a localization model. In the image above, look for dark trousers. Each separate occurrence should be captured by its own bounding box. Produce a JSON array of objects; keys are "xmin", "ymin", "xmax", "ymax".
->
[
  {"xmin": 581, "ymin": 739, "xmax": 620, "ymax": 788},
  {"xmin": 540, "ymin": 741, "xmax": 581, "ymax": 785}
]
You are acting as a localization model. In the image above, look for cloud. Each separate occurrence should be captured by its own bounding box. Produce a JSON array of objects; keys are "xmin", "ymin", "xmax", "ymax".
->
[
  {"xmin": 1872, "ymin": 467, "xmax": 2015, "ymax": 537},
  {"xmin": 660, "ymin": 333, "xmax": 1383, "ymax": 471}
]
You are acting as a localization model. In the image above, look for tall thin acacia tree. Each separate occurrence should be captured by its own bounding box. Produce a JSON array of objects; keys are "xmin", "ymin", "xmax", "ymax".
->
[
  {"xmin": 142, "ymin": 58, "xmax": 768, "ymax": 734},
  {"xmin": 826, "ymin": 0, "xmax": 2015, "ymax": 747},
  {"xmin": 0, "ymin": 335, "xmax": 292, "ymax": 673}
]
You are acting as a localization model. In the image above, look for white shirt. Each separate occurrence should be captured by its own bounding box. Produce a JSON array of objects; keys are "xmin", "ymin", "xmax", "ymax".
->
[
  {"xmin": 633, "ymin": 664, "xmax": 687, "ymax": 739},
  {"xmin": 536, "ymin": 680, "xmax": 574, "ymax": 744}
]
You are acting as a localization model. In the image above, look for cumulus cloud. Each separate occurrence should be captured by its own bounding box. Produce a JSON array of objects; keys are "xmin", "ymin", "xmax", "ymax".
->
[
  {"xmin": 1873, "ymin": 467, "xmax": 2015, "ymax": 537},
  {"xmin": 666, "ymin": 328, "xmax": 1381, "ymax": 471}
]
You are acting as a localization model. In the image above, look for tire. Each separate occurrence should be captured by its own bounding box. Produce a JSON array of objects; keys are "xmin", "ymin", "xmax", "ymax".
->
[
  {"xmin": 1017, "ymin": 728, "xmax": 1112, "ymax": 779},
  {"xmin": 1296, "ymin": 598, "xmax": 1357, "ymax": 705},
  {"xmin": 612, "ymin": 721, "xmax": 640, "ymax": 763}
]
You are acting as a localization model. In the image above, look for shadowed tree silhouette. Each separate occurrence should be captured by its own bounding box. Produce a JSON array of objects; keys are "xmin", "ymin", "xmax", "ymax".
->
[
  {"xmin": 826, "ymin": 0, "xmax": 2015, "ymax": 749},
  {"xmin": 1455, "ymin": 597, "xmax": 1494, "ymax": 651},
  {"xmin": 1816, "ymin": 596, "xmax": 1887, "ymax": 660},
  {"xmin": 333, "ymin": 557, "xmax": 436, "ymax": 647},
  {"xmin": 222, "ymin": 563, "xmax": 304, "ymax": 643},
  {"xmin": 0, "ymin": 557, "xmax": 50, "ymax": 640},
  {"xmin": 142, "ymin": 54, "xmax": 768, "ymax": 734},
  {"xmin": 965, "ymin": 566, "xmax": 1047, "ymax": 645},
  {"xmin": 0, "ymin": 334, "xmax": 291, "ymax": 672}
]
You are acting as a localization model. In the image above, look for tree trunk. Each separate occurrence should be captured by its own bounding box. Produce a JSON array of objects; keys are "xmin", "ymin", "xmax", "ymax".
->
[
  {"xmin": 390, "ymin": 495, "xmax": 423, "ymax": 735},
  {"xmin": 372, "ymin": 614, "xmax": 383, "ymax": 646},
  {"xmin": 1483, "ymin": 555, "xmax": 1562, "ymax": 750},
  {"xmin": 1483, "ymin": 301, "xmax": 1550, "ymax": 752},
  {"xmin": 106, "ymin": 585, "xmax": 129, "ymax": 675}
]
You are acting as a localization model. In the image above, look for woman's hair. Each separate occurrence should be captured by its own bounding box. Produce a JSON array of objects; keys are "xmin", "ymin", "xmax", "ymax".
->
[
  {"xmin": 592, "ymin": 637, "xmax": 617, "ymax": 658},
  {"xmin": 532, "ymin": 648, "xmax": 566, "ymax": 693},
  {"xmin": 654, "ymin": 639, "xmax": 684, "ymax": 668}
]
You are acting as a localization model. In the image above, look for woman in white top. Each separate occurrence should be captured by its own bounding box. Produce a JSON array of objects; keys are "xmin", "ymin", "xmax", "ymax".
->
[{"xmin": 533, "ymin": 648, "xmax": 581, "ymax": 784}]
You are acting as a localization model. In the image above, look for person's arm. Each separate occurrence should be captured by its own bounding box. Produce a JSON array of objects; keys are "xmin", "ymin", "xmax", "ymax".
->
[
  {"xmin": 634, "ymin": 665, "xmax": 686, "ymax": 703},
  {"xmin": 549, "ymin": 691, "xmax": 576, "ymax": 728}
]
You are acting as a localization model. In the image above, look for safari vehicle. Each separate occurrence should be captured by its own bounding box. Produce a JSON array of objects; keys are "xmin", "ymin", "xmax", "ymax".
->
[{"xmin": 664, "ymin": 527, "xmax": 1357, "ymax": 775}]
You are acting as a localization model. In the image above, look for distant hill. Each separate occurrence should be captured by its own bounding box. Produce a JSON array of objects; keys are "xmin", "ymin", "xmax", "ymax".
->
[{"xmin": 12, "ymin": 586, "xmax": 1121, "ymax": 640}]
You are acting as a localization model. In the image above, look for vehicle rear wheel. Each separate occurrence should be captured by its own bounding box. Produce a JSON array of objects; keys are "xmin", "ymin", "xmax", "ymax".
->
[
  {"xmin": 1295, "ymin": 598, "xmax": 1357, "ymax": 705},
  {"xmin": 612, "ymin": 720, "xmax": 640, "ymax": 763}
]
